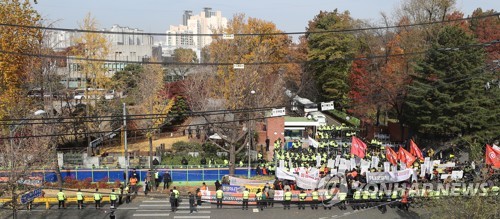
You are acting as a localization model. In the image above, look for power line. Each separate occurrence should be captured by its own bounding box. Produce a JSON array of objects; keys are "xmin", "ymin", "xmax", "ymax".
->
[
  {"xmin": 0, "ymin": 114, "xmax": 278, "ymax": 140},
  {"xmin": 0, "ymin": 13, "xmax": 497, "ymax": 37},
  {"xmin": 0, "ymin": 40, "xmax": 496, "ymax": 66},
  {"xmin": 0, "ymin": 105, "xmax": 287, "ymax": 126}
]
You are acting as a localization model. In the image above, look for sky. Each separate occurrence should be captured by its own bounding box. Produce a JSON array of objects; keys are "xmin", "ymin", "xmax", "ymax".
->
[{"xmin": 34, "ymin": 0, "xmax": 498, "ymax": 38}]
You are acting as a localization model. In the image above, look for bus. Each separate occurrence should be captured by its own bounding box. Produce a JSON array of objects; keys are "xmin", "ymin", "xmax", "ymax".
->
[{"xmin": 293, "ymin": 95, "xmax": 318, "ymax": 116}]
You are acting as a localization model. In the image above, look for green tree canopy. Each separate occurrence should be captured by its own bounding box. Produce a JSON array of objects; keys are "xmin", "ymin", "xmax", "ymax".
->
[
  {"xmin": 306, "ymin": 9, "xmax": 358, "ymax": 104},
  {"xmin": 405, "ymin": 25, "xmax": 499, "ymax": 143}
]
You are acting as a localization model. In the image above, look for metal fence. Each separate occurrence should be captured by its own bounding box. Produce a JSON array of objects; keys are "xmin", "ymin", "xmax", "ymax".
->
[{"xmin": 30, "ymin": 166, "xmax": 256, "ymax": 183}]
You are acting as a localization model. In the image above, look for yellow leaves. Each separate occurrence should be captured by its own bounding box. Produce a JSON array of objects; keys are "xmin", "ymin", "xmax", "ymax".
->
[
  {"xmin": 0, "ymin": 0, "xmax": 42, "ymax": 120},
  {"xmin": 71, "ymin": 13, "xmax": 110, "ymax": 90}
]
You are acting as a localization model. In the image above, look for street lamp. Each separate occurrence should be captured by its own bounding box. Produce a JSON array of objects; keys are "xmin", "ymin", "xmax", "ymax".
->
[{"xmin": 248, "ymin": 90, "xmax": 255, "ymax": 178}]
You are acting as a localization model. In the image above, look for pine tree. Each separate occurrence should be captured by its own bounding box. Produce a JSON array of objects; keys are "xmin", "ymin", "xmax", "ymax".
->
[{"xmin": 405, "ymin": 25, "xmax": 499, "ymax": 143}]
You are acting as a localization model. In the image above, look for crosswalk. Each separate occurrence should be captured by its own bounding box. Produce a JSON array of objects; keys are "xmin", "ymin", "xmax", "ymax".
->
[{"xmin": 128, "ymin": 199, "xmax": 213, "ymax": 219}]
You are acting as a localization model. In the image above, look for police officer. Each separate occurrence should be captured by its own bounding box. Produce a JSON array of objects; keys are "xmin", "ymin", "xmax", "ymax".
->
[
  {"xmin": 110, "ymin": 188, "xmax": 118, "ymax": 208},
  {"xmin": 256, "ymin": 188, "xmax": 265, "ymax": 211},
  {"xmin": 172, "ymin": 187, "xmax": 180, "ymax": 208},
  {"xmin": 118, "ymin": 184, "xmax": 124, "ymax": 205},
  {"xmin": 311, "ymin": 188, "xmax": 319, "ymax": 210},
  {"xmin": 283, "ymin": 188, "xmax": 292, "ymax": 210},
  {"xmin": 168, "ymin": 189, "xmax": 176, "ymax": 212},
  {"xmin": 242, "ymin": 188, "xmax": 249, "ymax": 210},
  {"xmin": 298, "ymin": 190, "xmax": 307, "ymax": 210},
  {"xmin": 76, "ymin": 189, "xmax": 84, "ymax": 210},
  {"xmin": 154, "ymin": 170, "xmax": 160, "ymax": 190},
  {"xmin": 94, "ymin": 188, "xmax": 102, "ymax": 209},
  {"xmin": 57, "ymin": 189, "xmax": 66, "ymax": 209},
  {"xmin": 216, "ymin": 188, "xmax": 224, "ymax": 208}
]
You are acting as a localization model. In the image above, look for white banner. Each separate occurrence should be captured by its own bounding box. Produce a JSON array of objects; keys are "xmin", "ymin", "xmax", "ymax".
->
[
  {"xmin": 316, "ymin": 155, "xmax": 321, "ymax": 167},
  {"xmin": 384, "ymin": 162, "xmax": 391, "ymax": 172},
  {"xmin": 371, "ymin": 156, "xmax": 379, "ymax": 168},
  {"xmin": 350, "ymin": 158, "xmax": 356, "ymax": 169},
  {"xmin": 309, "ymin": 136, "xmax": 319, "ymax": 148},
  {"xmin": 420, "ymin": 164, "xmax": 426, "ymax": 177},
  {"xmin": 391, "ymin": 169, "xmax": 415, "ymax": 182},
  {"xmin": 279, "ymin": 160, "xmax": 285, "ymax": 169},
  {"xmin": 335, "ymin": 155, "xmax": 341, "ymax": 166},
  {"xmin": 437, "ymin": 162, "xmax": 455, "ymax": 168},
  {"xmin": 295, "ymin": 175, "xmax": 321, "ymax": 189},
  {"xmin": 360, "ymin": 159, "xmax": 371, "ymax": 174},
  {"xmin": 424, "ymin": 157, "xmax": 431, "ymax": 173},
  {"xmin": 327, "ymin": 159, "xmax": 335, "ymax": 168},
  {"xmin": 276, "ymin": 168, "xmax": 296, "ymax": 180}
]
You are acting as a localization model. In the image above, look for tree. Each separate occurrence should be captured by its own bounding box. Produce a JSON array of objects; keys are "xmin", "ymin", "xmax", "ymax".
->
[
  {"xmin": 0, "ymin": 0, "xmax": 42, "ymax": 120},
  {"xmin": 185, "ymin": 14, "xmax": 290, "ymax": 175},
  {"xmin": 306, "ymin": 10, "xmax": 359, "ymax": 104},
  {"xmin": 166, "ymin": 48, "xmax": 198, "ymax": 81},
  {"xmin": 112, "ymin": 64, "xmax": 143, "ymax": 93},
  {"xmin": 405, "ymin": 25, "xmax": 499, "ymax": 144},
  {"xmin": 470, "ymin": 8, "xmax": 500, "ymax": 62},
  {"xmin": 70, "ymin": 13, "xmax": 112, "ymax": 154}
]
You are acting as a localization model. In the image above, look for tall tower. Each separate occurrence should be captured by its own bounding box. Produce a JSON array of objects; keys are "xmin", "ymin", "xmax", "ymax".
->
[{"xmin": 182, "ymin": 10, "xmax": 193, "ymax": 26}]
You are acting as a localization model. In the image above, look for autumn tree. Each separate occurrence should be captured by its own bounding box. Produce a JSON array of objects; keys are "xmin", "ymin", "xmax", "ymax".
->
[
  {"xmin": 185, "ymin": 14, "xmax": 291, "ymax": 175},
  {"xmin": 470, "ymin": 8, "xmax": 500, "ymax": 62},
  {"xmin": 133, "ymin": 61, "xmax": 171, "ymax": 169},
  {"xmin": 70, "ymin": 13, "xmax": 114, "ymax": 154},
  {"xmin": 166, "ymin": 48, "xmax": 198, "ymax": 81},
  {"xmin": 306, "ymin": 9, "xmax": 359, "ymax": 104}
]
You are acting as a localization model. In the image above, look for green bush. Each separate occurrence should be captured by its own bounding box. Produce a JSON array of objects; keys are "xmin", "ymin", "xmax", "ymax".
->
[
  {"xmin": 161, "ymin": 154, "xmax": 225, "ymax": 166},
  {"xmin": 172, "ymin": 141, "xmax": 202, "ymax": 153}
]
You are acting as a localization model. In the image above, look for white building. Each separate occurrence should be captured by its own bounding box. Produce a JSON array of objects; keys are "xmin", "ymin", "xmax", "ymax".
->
[{"xmin": 164, "ymin": 7, "xmax": 228, "ymax": 61}]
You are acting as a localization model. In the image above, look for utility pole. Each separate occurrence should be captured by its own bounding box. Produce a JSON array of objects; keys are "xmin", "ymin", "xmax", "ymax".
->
[
  {"xmin": 123, "ymin": 103, "xmax": 129, "ymax": 186},
  {"xmin": 248, "ymin": 90, "xmax": 256, "ymax": 178}
]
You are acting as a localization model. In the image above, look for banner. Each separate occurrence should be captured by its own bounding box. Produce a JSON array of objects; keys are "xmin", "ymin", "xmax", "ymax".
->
[
  {"xmin": 228, "ymin": 176, "xmax": 273, "ymax": 186},
  {"xmin": 350, "ymin": 158, "xmax": 356, "ymax": 169},
  {"xmin": 316, "ymin": 155, "xmax": 321, "ymax": 167},
  {"xmin": 276, "ymin": 167, "xmax": 304, "ymax": 181},
  {"xmin": 327, "ymin": 159, "xmax": 335, "ymax": 168},
  {"xmin": 366, "ymin": 172, "xmax": 392, "ymax": 184},
  {"xmin": 383, "ymin": 162, "xmax": 390, "ymax": 172},
  {"xmin": 437, "ymin": 162, "xmax": 455, "ymax": 168},
  {"xmin": 371, "ymin": 156, "xmax": 379, "ymax": 169},
  {"xmin": 308, "ymin": 136, "xmax": 319, "ymax": 148},
  {"xmin": 366, "ymin": 169, "xmax": 416, "ymax": 184},
  {"xmin": 360, "ymin": 159, "xmax": 371, "ymax": 174},
  {"xmin": 279, "ymin": 160, "xmax": 285, "ymax": 168},
  {"xmin": 335, "ymin": 155, "xmax": 341, "ymax": 166},
  {"xmin": 295, "ymin": 175, "xmax": 321, "ymax": 189},
  {"xmin": 222, "ymin": 185, "xmax": 244, "ymax": 193}
]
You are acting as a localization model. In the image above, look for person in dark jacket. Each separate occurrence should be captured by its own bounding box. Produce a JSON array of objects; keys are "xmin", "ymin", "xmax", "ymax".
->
[
  {"xmin": 163, "ymin": 172, "xmax": 172, "ymax": 190},
  {"xmin": 169, "ymin": 190, "xmax": 176, "ymax": 212},
  {"xmin": 214, "ymin": 180, "xmax": 222, "ymax": 191},
  {"xmin": 189, "ymin": 192, "xmax": 198, "ymax": 213}
]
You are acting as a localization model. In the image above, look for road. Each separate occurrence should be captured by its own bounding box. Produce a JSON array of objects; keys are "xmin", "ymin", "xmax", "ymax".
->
[{"xmin": 3, "ymin": 197, "xmax": 431, "ymax": 219}]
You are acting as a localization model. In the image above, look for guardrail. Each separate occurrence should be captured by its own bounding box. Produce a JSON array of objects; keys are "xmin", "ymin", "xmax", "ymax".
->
[
  {"xmin": 0, "ymin": 197, "xmax": 111, "ymax": 209},
  {"xmin": 1, "ymin": 167, "xmax": 257, "ymax": 184}
]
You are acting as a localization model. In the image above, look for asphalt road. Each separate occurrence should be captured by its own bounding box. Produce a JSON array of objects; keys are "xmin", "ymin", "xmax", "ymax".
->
[{"xmin": 2, "ymin": 197, "xmax": 431, "ymax": 219}]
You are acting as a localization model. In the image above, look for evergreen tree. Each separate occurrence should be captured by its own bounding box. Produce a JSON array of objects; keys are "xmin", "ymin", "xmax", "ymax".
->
[{"xmin": 405, "ymin": 25, "xmax": 499, "ymax": 143}]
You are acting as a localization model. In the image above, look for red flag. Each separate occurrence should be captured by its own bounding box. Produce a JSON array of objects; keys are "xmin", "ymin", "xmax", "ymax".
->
[
  {"xmin": 485, "ymin": 144, "xmax": 500, "ymax": 168},
  {"xmin": 351, "ymin": 136, "xmax": 367, "ymax": 159},
  {"xmin": 386, "ymin": 146, "xmax": 398, "ymax": 165},
  {"xmin": 398, "ymin": 147, "xmax": 416, "ymax": 168},
  {"xmin": 409, "ymin": 140, "xmax": 424, "ymax": 161}
]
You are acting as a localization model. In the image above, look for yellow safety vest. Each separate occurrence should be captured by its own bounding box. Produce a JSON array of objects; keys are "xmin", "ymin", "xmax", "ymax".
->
[
  {"xmin": 256, "ymin": 192, "xmax": 262, "ymax": 200},
  {"xmin": 338, "ymin": 193, "xmax": 347, "ymax": 201},
  {"xmin": 57, "ymin": 192, "xmax": 65, "ymax": 201},
  {"xmin": 110, "ymin": 192, "xmax": 117, "ymax": 201},
  {"xmin": 76, "ymin": 192, "xmax": 83, "ymax": 200},
  {"xmin": 312, "ymin": 191, "xmax": 319, "ymax": 200},
  {"xmin": 216, "ymin": 190, "xmax": 223, "ymax": 199},
  {"xmin": 243, "ymin": 191, "xmax": 249, "ymax": 200},
  {"xmin": 298, "ymin": 193, "xmax": 306, "ymax": 201},
  {"xmin": 173, "ymin": 190, "xmax": 180, "ymax": 198},
  {"xmin": 94, "ymin": 193, "xmax": 102, "ymax": 201},
  {"xmin": 284, "ymin": 191, "xmax": 292, "ymax": 201}
]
